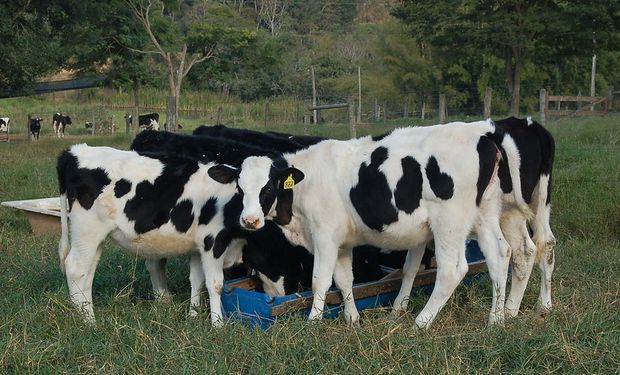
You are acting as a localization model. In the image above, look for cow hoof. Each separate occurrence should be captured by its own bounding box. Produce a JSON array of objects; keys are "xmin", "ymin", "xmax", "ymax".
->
[
  {"xmin": 390, "ymin": 308, "xmax": 406, "ymax": 319},
  {"xmin": 211, "ymin": 318, "xmax": 224, "ymax": 328},
  {"xmin": 344, "ymin": 311, "xmax": 360, "ymax": 327},
  {"xmin": 188, "ymin": 309, "xmax": 199, "ymax": 318},
  {"xmin": 504, "ymin": 308, "xmax": 519, "ymax": 319}
]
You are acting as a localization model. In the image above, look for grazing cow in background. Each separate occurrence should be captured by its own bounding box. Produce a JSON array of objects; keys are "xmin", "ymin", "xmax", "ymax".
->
[
  {"xmin": 0, "ymin": 117, "xmax": 9, "ymax": 132},
  {"xmin": 30, "ymin": 117, "xmax": 42, "ymax": 139},
  {"xmin": 491, "ymin": 116, "xmax": 556, "ymax": 316},
  {"xmin": 127, "ymin": 113, "xmax": 160, "ymax": 131},
  {"xmin": 52, "ymin": 113, "xmax": 72, "ymax": 138},
  {"xmin": 215, "ymin": 120, "xmax": 531, "ymax": 328},
  {"xmin": 57, "ymin": 144, "xmax": 272, "ymax": 326}
]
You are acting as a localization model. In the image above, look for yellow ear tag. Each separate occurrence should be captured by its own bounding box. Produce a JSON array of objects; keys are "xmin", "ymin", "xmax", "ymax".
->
[{"xmin": 283, "ymin": 174, "xmax": 295, "ymax": 190}]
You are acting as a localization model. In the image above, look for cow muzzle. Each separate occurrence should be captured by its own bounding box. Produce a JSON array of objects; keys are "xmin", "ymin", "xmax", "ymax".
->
[{"xmin": 240, "ymin": 214, "xmax": 264, "ymax": 231}]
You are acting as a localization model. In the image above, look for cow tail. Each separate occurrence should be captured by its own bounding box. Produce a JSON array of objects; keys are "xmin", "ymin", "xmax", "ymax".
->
[
  {"xmin": 58, "ymin": 193, "xmax": 70, "ymax": 273},
  {"xmin": 501, "ymin": 135, "xmax": 534, "ymax": 220}
]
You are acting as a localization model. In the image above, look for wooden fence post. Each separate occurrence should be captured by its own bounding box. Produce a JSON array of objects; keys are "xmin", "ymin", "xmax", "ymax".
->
[
  {"xmin": 348, "ymin": 97, "xmax": 356, "ymax": 139},
  {"xmin": 539, "ymin": 88, "xmax": 547, "ymax": 125},
  {"xmin": 421, "ymin": 96, "xmax": 426, "ymax": 120},
  {"xmin": 216, "ymin": 107, "xmax": 223, "ymax": 124},
  {"xmin": 438, "ymin": 94, "xmax": 446, "ymax": 124},
  {"xmin": 403, "ymin": 101, "xmax": 408, "ymax": 118},
  {"xmin": 311, "ymin": 66, "xmax": 318, "ymax": 125},
  {"xmin": 483, "ymin": 87, "xmax": 492, "ymax": 119},
  {"xmin": 372, "ymin": 97, "xmax": 378, "ymax": 121},
  {"xmin": 91, "ymin": 112, "xmax": 95, "ymax": 136},
  {"xmin": 125, "ymin": 112, "xmax": 131, "ymax": 134},
  {"xmin": 357, "ymin": 66, "xmax": 362, "ymax": 123},
  {"xmin": 27, "ymin": 114, "xmax": 32, "ymax": 142},
  {"xmin": 383, "ymin": 100, "xmax": 388, "ymax": 122},
  {"xmin": 264, "ymin": 99, "xmax": 269, "ymax": 128}
]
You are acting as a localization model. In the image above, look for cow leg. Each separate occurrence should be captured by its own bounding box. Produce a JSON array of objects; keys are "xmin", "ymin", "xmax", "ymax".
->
[
  {"xmin": 64, "ymin": 231, "xmax": 107, "ymax": 323},
  {"xmin": 332, "ymin": 247, "xmax": 358, "ymax": 325},
  {"xmin": 503, "ymin": 210, "xmax": 536, "ymax": 318},
  {"xmin": 414, "ymin": 221, "xmax": 470, "ymax": 329},
  {"xmin": 201, "ymin": 251, "xmax": 225, "ymax": 327},
  {"xmin": 391, "ymin": 245, "xmax": 426, "ymax": 316},
  {"xmin": 530, "ymin": 175, "xmax": 556, "ymax": 315},
  {"xmin": 308, "ymin": 237, "xmax": 339, "ymax": 321},
  {"xmin": 188, "ymin": 254, "xmax": 205, "ymax": 317},
  {"xmin": 145, "ymin": 258, "xmax": 172, "ymax": 302}
]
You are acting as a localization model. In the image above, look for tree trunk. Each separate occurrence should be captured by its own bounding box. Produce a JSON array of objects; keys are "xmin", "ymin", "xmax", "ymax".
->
[
  {"xmin": 166, "ymin": 95, "xmax": 178, "ymax": 132},
  {"xmin": 505, "ymin": 46, "xmax": 522, "ymax": 117},
  {"xmin": 132, "ymin": 79, "xmax": 140, "ymax": 135}
]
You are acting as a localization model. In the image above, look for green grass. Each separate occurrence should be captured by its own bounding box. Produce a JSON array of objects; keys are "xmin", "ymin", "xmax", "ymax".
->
[{"xmin": 0, "ymin": 114, "xmax": 619, "ymax": 373}]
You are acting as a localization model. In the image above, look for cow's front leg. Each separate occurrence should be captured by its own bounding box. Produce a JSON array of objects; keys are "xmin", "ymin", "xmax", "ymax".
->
[
  {"xmin": 308, "ymin": 237, "xmax": 339, "ymax": 321},
  {"xmin": 201, "ymin": 250, "xmax": 225, "ymax": 327},
  {"xmin": 332, "ymin": 247, "xmax": 358, "ymax": 325}
]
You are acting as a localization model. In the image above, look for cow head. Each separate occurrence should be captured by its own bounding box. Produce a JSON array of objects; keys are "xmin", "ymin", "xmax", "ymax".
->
[{"xmin": 208, "ymin": 156, "xmax": 304, "ymax": 231}]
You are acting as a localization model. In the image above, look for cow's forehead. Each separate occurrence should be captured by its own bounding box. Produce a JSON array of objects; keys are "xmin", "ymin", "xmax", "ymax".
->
[{"xmin": 239, "ymin": 157, "xmax": 273, "ymax": 187}]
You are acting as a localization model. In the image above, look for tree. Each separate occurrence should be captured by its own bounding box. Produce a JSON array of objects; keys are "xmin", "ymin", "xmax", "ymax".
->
[
  {"xmin": 125, "ymin": 0, "xmax": 219, "ymax": 131},
  {"xmin": 393, "ymin": 0, "xmax": 620, "ymax": 116}
]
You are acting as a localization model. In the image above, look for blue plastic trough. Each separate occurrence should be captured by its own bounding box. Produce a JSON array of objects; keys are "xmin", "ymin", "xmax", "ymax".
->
[{"xmin": 221, "ymin": 240, "xmax": 486, "ymax": 329}]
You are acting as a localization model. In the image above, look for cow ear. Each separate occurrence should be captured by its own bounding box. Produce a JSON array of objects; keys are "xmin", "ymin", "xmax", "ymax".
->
[
  {"xmin": 278, "ymin": 167, "xmax": 304, "ymax": 189},
  {"xmin": 208, "ymin": 165, "xmax": 239, "ymax": 184}
]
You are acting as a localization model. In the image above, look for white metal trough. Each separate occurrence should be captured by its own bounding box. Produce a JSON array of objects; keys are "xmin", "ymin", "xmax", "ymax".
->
[{"xmin": 1, "ymin": 197, "xmax": 62, "ymax": 235}]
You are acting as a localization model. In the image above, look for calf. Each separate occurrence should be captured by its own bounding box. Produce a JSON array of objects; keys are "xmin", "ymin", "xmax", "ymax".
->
[
  {"xmin": 216, "ymin": 120, "xmax": 530, "ymax": 328},
  {"xmin": 128, "ymin": 113, "xmax": 160, "ymax": 131},
  {"xmin": 52, "ymin": 113, "xmax": 72, "ymax": 138},
  {"xmin": 57, "ymin": 144, "xmax": 252, "ymax": 326},
  {"xmin": 30, "ymin": 117, "xmax": 42, "ymax": 139},
  {"xmin": 0, "ymin": 117, "xmax": 9, "ymax": 132}
]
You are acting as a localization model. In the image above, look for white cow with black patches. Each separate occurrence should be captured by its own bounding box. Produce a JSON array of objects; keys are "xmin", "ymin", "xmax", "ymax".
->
[
  {"xmin": 57, "ymin": 144, "xmax": 240, "ymax": 326},
  {"xmin": 212, "ymin": 120, "xmax": 530, "ymax": 328}
]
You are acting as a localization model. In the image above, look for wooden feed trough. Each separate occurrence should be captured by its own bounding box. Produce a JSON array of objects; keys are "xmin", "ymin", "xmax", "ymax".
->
[
  {"xmin": 222, "ymin": 240, "xmax": 487, "ymax": 328},
  {"xmin": 1, "ymin": 197, "xmax": 63, "ymax": 235}
]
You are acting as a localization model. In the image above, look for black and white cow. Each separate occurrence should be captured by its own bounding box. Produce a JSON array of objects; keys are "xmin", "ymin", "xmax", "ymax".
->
[
  {"xmin": 30, "ymin": 117, "xmax": 42, "ymax": 140},
  {"xmin": 52, "ymin": 113, "xmax": 72, "ymax": 138},
  {"xmin": 491, "ymin": 116, "xmax": 556, "ymax": 316},
  {"xmin": 57, "ymin": 143, "xmax": 288, "ymax": 326},
  {"xmin": 0, "ymin": 117, "xmax": 9, "ymax": 133},
  {"xmin": 213, "ymin": 120, "xmax": 531, "ymax": 328},
  {"xmin": 127, "ymin": 113, "xmax": 160, "ymax": 131}
]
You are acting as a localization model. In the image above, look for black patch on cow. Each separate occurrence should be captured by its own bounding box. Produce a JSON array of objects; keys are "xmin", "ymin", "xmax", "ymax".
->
[
  {"xmin": 170, "ymin": 199, "xmax": 194, "ymax": 233},
  {"xmin": 350, "ymin": 146, "xmax": 398, "ymax": 231},
  {"xmin": 394, "ymin": 156, "xmax": 423, "ymax": 214},
  {"xmin": 212, "ymin": 229, "xmax": 232, "ymax": 259},
  {"xmin": 259, "ymin": 178, "xmax": 277, "ymax": 216},
  {"xmin": 372, "ymin": 131, "xmax": 391, "ymax": 142},
  {"xmin": 198, "ymin": 197, "xmax": 218, "ymax": 225},
  {"xmin": 425, "ymin": 156, "xmax": 454, "ymax": 200},
  {"xmin": 274, "ymin": 188, "xmax": 294, "ymax": 225},
  {"xmin": 124, "ymin": 158, "xmax": 199, "ymax": 234},
  {"xmin": 203, "ymin": 235, "xmax": 214, "ymax": 252},
  {"xmin": 114, "ymin": 179, "xmax": 132, "ymax": 198},
  {"xmin": 223, "ymin": 193, "xmax": 243, "ymax": 230},
  {"xmin": 56, "ymin": 150, "xmax": 111, "ymax": 210},
  {"xmin": 476, "ymin": 136, "xmax": 499, "ymax": 205}
]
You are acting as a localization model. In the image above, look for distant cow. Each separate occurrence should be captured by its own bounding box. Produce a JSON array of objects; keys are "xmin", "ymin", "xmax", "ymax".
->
[
  {"xmin": 0, "ymin": 117, "xmax": 9, "ymax": 132},
  {"xmin": 30, "ymin": 117, "xmax": 42, "ymax": 139},
  {"xmin": 127, "ymin": 113, "xmax": 160, "ymax": 131},
  {"xmin": 52, "ymin": 113, "xmax": 72, "ymax": 138}
]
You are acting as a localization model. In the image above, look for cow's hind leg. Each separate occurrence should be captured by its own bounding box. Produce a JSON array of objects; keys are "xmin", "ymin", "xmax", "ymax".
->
[
  {"xmin": 415, "ymin": 216, "xmax": 470, "ymax": 329},
  {"xmin": 391, "ymin": 245, "xmax": 426, "ymax": 317},
  {"xmin": 145, "ymin": 258, "xmax": 172, "ymax": 302},
  {"xmin": 188, "ymin": 254, "xmax": 205, "ymax": 317},
  {"xmin": 64, "ymin": 230, "xmax": 107, "ymax": 323},
  {"xmin": 503, "ymin": 209, "xmax": 536, "ymax": 318}
]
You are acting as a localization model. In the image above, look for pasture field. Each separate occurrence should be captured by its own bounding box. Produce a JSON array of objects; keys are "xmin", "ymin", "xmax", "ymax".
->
[{"xmin": 0, "ymin": 115, "xmax": 619, "ymax": 373}]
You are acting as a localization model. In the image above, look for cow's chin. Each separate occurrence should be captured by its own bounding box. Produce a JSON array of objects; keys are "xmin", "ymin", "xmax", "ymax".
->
[{"xmin": 239, "ymin": 220, "xmax": 265, "ymax": 231}]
